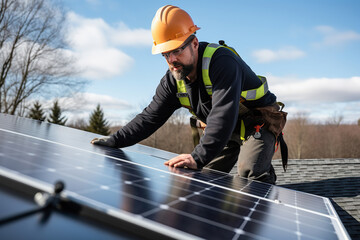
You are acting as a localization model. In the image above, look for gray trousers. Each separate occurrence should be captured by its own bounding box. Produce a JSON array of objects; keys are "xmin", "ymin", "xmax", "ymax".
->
[{"xmin": 205, "ymin": 128, "xmax": 277, "ymax": 184}]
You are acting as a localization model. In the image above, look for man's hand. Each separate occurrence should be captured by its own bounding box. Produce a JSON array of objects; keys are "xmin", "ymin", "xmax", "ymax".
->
[
  {"xmin": 164, "ymin": 154, "xmax": 198, "ymax": 169},
  {"xmin": 90, "ymin": 136, "xmax": 116, "ymax": 147}
]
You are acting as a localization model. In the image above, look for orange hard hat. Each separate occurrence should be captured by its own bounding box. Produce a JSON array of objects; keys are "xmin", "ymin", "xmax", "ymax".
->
[{"xmin": 151, "ymin": 5, "xmax": 200, "ymax": 54}]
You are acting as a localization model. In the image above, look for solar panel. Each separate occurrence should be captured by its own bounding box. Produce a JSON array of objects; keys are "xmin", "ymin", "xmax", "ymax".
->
[{"xmin": 0, "ymin": 113, "xmax": 350, "ymax": 240}]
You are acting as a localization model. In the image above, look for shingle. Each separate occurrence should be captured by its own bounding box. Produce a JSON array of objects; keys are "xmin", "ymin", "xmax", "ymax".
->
[
  {"xmin": 273, "ymin": 158, "xmax": 360, "ymax": 240},
  {"xmin": 231, "ymin": 158, "xmax": 360, "ymax": 239}
]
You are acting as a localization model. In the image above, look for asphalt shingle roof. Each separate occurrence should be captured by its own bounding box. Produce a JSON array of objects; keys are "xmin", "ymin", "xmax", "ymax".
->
[
  {"xmin": 273, "ymin": 158, "xmax": 360, "ymax": 240},
  {"xmin": 230, "ymin": 158, "xmax": 359, "ymax": 239}
]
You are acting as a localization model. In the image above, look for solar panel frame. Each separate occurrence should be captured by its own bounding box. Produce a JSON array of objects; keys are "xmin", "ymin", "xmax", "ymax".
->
[
  {"xmin": 0, "ymin": 171, "xmax": 151, "ymax": 240},
  {"xmin": 0, "ymin": 113, "xmax": 351, "ymax": 240},
  {"xmin": 0, "ymin": 164, "xmax": 204, "ymax": 240}
]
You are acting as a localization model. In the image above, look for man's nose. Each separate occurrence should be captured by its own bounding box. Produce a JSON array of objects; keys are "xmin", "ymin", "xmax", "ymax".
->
[{"xmin": 167, "ymin": 52, "xmax": 177, "ymax": 63}]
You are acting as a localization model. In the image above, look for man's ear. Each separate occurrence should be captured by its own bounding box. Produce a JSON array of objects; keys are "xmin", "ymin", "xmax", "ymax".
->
[{"xmin": 193, "ymin": 37, "xmax": 199, "ymax": 50}]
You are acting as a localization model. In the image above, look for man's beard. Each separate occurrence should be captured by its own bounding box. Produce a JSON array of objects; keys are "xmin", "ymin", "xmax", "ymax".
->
[{"xmin": 170, "ymin": 63, "xmax": 193, "ymax": 80}]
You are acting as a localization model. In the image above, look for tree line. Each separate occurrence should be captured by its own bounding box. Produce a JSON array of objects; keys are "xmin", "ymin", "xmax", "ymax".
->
[
  {"xmin": 26, "ymin": 100, "xmax": 110, "ymax": 136},
  {"xmin": 24, "ymin": 98, "xmax": 360, "ymax": 159},
  {"xmin": 141, "ymin": 116, "xmax": 360, "ymax": 160}
]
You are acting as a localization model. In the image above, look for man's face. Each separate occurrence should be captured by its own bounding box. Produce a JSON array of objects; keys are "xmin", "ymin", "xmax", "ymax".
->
[{"xmin": 162, "ymin": 37, "xmax": 198, "ymax": 81}]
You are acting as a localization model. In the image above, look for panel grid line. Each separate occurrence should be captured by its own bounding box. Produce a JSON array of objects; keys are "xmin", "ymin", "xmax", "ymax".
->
[
  {"xmin": 0, "ymin": 114, "xmax": 350, "ymax": 240},
  {"xmin": 0, "ymin": 128, "xmax": 319, "ymax": 209},
  {"xmin": 0, "ymin": 127, "xmax": 340, "ymax": 220},
  {"xmin": 232, "ymin": 183, "xmax": 272, "ymax": 239}
]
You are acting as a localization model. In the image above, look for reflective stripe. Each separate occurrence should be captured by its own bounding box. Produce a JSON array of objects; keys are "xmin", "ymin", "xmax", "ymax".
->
[
  {"xmin": 202, "ymin": 57, "xmax": 211, "ymax": 71},
  {"xmin": 202, "ymin": 43, "xmax": 219, "ymax": 95},
  {"xmin": 240, "ymin": 75, "xmax": 268, "ymax": 101},
  {"xmin": 176, "ymin": 80, "xmax": 191, "ymax": 108}
]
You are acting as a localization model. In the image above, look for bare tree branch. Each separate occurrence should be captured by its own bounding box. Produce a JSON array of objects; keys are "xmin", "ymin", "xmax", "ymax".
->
[{"xmin": 0, "ymin": 0, "xmax": 85, "ymax": 115}]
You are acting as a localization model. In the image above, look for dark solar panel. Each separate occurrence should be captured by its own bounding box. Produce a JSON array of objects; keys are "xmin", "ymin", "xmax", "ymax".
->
[{"xmin": 0, "ymin": 113, "xmax": 350, "ymax": 239}]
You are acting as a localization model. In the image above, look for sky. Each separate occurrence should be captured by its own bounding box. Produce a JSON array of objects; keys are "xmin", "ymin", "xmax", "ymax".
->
[{"xmin": 53, "ymin": 0, "xmax": 360, "ymax": 125}]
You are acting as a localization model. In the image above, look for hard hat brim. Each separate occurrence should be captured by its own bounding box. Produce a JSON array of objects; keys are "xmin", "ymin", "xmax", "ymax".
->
[
  {"xmin": 152, "ymin": 35, "xmax": 188, "ymax": 55},
  {"xmin": 151, "ymin": 29, "xmax": 199, "ymax": 55}
]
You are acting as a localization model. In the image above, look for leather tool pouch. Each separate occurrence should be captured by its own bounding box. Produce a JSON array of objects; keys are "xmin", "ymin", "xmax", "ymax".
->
[
  {"xmin": 251, "ymin": 103, "xmax": 288, "ymax": 171},
  {"xmin": 252, "ymin": 103, "xmax": 287, "ymax": 138}
]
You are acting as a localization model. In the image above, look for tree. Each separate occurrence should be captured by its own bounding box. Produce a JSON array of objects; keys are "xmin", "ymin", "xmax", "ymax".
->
[
  {"xmin": 286, "ymin": 112, "xmax": 310, "ymax": 159},
  {"xmin": 27, "ymin": 100, "xmax": 45, "ymax": 121},
  {"xmin": 0, "ymin": 0, "xmax": 85, "ymax": 116},
  {"xmin": 326, "ymin": 111, "xmax": 344, "ymax": 126},
  {"xmin": 48, "ymin": 99, "xmax": 66, "ymax": 125},
  {"xmin": 88, "ymin": 104, "xmax": 110, "ymax": 135}
]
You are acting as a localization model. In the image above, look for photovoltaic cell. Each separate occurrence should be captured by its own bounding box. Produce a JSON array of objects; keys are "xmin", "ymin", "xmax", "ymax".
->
[{"xmin": 0, "ymin": 113, "xmax": 350, "ymax": 239}]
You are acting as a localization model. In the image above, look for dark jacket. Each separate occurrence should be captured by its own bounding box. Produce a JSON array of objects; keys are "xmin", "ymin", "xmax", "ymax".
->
[{"xmin": 111, "ymin": 41, "xmax": 276, "ymax": 168}]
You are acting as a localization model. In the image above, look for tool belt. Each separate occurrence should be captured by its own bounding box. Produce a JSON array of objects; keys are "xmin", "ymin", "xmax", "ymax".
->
[
  {"xmin": 250, "ymin": 102, "xmax": 287, "ymax": 139},
  {"xmin": 249, "ymin": 102, "xmax": 288, "ymax": 171},
  {"xmin": 190, "ymin": 102, "xmax": 288, "ymax": 171}
]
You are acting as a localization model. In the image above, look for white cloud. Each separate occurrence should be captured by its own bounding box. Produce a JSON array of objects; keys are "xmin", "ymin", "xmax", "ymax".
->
[
  {"xmin": 314, "ymin": 25, "xmax": 360, "ymax": 46},
  {"xmin": 269, "ymin": 76, "xmax": 360, "ymax": 103},
  {"xmin": 111, "ymin": 22, "xmax": 154, "ymax": 46},
  {"xmin": 65, "ymin": 12, "xmax": 152, "ymax": 80},
  {"xmin": 252, "ymin": 46, "xmax": 305, "ymax": 63},
  {"xmin": 59, "ymin": 92, "xmax": 132, "ymax": 111},
  {"xmin": 76, "ymin": 47, "xmax": 133, "ymax": 80},
  {"xmin": 268, "ymin": 75, "xmax": 360, "ymax": 123}
]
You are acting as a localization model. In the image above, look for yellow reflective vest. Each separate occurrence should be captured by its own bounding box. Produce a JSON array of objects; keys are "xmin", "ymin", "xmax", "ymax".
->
[
  {"xmin": 176, "ymin": 43, "xmax": 269, "ymax": 141},
  {"xmin": 176, "ymin": 43, "xmax": 269, "ymax": 113}
]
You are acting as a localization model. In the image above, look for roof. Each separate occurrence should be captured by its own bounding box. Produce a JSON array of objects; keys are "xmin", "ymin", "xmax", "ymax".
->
[
  {"xmin": 273, "ymin": 158, "xmax": 360, "ymax": 240},
  {"xmin": 230, "ymin": 158, "xmax": 359, "ymax": 239}
]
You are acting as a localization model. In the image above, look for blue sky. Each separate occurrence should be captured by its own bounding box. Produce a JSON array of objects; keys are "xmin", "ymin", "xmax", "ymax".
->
[{"xmin": 55, "ymin": 0, "xmax": 360, "ymax": 125}]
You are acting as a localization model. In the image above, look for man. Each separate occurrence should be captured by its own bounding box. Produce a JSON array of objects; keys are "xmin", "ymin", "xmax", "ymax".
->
[{"xmin": 91, "ymin": 5, "xmax": 286, "ymax": 184}]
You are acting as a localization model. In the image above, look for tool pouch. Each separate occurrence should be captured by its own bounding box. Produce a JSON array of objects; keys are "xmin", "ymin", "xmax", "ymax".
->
[
  {"xmin": 252, "ymin": 102, "xmax": 288, "ymax": 171},
  {"xmin": 252, "ymin": 103, "xmax": 287, "ymax": 138}
]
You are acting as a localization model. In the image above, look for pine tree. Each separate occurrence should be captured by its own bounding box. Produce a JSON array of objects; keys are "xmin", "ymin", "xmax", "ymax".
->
[
  {"xmin": 27, "ymin": 101, "xmax": 46, "ymax": 121},
  {"xmin": 88, "ymin": 104, "xmax": 110, "ymax": 135},
  {"xmin": 48, "ymin": 100, "xmax": 67, "ymax": 125}
]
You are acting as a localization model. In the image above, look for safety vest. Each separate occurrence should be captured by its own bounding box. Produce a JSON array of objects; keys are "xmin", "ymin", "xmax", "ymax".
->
[{"xmin": 176, "ymin": 43, "xmax": 269, "ymax": 140}]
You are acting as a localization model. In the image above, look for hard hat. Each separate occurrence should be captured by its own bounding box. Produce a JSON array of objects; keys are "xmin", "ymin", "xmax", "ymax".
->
[{"xmin": 151, "ymin": 5, "xmax": 200, "ymax": 54}]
